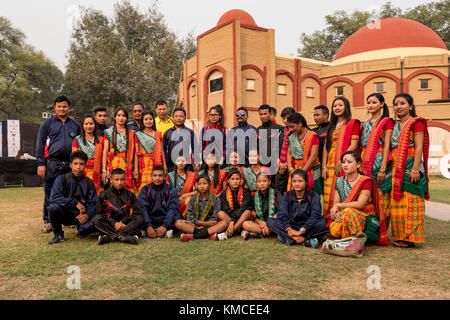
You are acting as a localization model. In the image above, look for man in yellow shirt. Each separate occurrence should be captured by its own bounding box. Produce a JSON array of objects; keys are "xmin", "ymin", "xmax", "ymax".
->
[{"xmin": 154, "ymin": 100, "xmax": 174, "ymax": 135}]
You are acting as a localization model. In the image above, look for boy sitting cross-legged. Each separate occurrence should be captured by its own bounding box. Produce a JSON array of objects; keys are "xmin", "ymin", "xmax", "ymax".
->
[{"xmin": 92, "ymin": 168, "xmax": 145, "ymax": 245}]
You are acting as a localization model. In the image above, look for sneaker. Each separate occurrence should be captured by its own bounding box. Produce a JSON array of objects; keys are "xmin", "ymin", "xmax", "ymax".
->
[
  {"xmin": 41, "ymin": 223, "xmax": 53, "ymax": 233},
  {"xmin": 277, "ymin": 235, "xmax": 286, "ymax": 244},
  {"xmin": 248, "ymin": 232, "xmax": 263, "ymax": 239},
  {"xmin": 165, "ymin": 230, "xmax": 174, "ymax": 239},
  {"xmin": 209, "ymin": 233, "xmax": 217, "ymax": 240},
  {"xmin": 180, "ymin": 233, "xmax": 194, "ymax": 242},
  {"xmin": 241, "ymin": 230, "xmax": 250, "ymax": 240},
  {"xmin": 117, "ymin": 235, "xmax": 138, "ymax": 245},
  {"xmin": 48, "ymin": 233, "xmax": 64, "ymax": 245},
  {"xmin": 216, "ymin": 232, "xmax": 228, "ymax": 241},
  {"xmin": 304, "ymin": 238, "xmax": 319, "ymax": 248},
  {"xmin": 97, "ymin": 234, "xmax": 111, "ymax": 245}
]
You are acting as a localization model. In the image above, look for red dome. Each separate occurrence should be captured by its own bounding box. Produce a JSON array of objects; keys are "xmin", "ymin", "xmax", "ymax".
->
[
  {"xmin": 334, "ymin": 17, "xmax": 447, "ymax": 60},
  {"xmin": 217, "ymin": 9, "xmax": 257, "ymax": 27}
]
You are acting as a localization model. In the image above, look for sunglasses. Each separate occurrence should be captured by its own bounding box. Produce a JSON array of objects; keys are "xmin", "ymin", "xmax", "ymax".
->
[{"xmin": 236, "ymin": 112, "xmax": 246, "ymax": 117}]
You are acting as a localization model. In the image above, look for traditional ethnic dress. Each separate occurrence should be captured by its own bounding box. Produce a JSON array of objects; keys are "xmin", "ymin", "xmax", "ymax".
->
[
  {"xmin": 328, "ymin": 175, "xmax": 389, "ymax": 245},
  {"xmin": 279, "ymin": 127, "xmax": 292, "ymax": 164},
  {"xmin": 242, "ymin": 166, "xmax": 269, "ymax": 195},
  {"xmin": 253, "ymin": 188, "xmax": 280, "ymax": 222},
  {"xmin": 104, "ymin": 127, "xmax": 136, "ymax": 192},
  {"xmin": 198, "ymin": 168, "xmax": 227, "ymax": 196},
  {"xmin": 286, "ymin": 130, "xmax": 323, "ymax": 194},
  {"xmin": 134, "ymin": 130, "xmax": 163, "ymax": 196},
  {"xmin": 72, "ymin": 135, "xmax": 104, "ymax": 194},
  {"xmin": 323, "ymin": 119, "xmax": 361, "ymax": 216},
  {"xmin": 390, "ymin": 117, "xmax": 429, "ymax": 243},
  {"xmin": 361, "ymin": 117, "xmax": 394, "ymax": 223},
  {"xmin": 166, "ymin": 170, "xmax": 197, "ymax": 218}
]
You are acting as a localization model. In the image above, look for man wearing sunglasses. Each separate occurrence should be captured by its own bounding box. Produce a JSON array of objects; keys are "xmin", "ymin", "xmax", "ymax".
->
[
  {"xmin": 127, "ymin": 102, "xmax": 144, "ymax": 131},
  {"xmin": 228, "ymin": 107, "xmax": 257, "ymax": 167}
]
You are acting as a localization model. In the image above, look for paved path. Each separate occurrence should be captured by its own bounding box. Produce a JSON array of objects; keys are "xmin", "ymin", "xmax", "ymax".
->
[{"xmin": 426, "ymin": 201, "xmax": 450, "ymax": 221}]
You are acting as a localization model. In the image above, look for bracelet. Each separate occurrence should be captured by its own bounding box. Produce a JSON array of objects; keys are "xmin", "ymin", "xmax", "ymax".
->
[
  {"xmin": 379, "ymin": 170, "xmax": 386, "ymax": 174},
  {"xmin": 410, "ymin": 170, "xmax": 419, "ymax": 174}
]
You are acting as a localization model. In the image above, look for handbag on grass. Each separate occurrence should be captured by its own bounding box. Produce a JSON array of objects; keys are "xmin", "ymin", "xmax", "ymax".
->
[{"xmin": 322, "ymin": 233, "xmax": 368, "ymax": 258}]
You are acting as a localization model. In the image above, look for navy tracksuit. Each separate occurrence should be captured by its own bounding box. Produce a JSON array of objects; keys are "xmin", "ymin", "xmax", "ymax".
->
[
  {"xmin": 48, "ymin": 173, "xmax": 97, "ymax": 236},
  {"xmin": 36, "ymin": 116, "xmax": 81, "ymax": 223},
  {"xmin": 163, "ymin": 126, "xmax": 198, "ymax": 172},
  {"xmin": 267, "ymin": 190, "xmax": 328, "ymax": 245},
  {"xmin": 138, "ymin": 182, "xmax": 180, "ymax": 232}
]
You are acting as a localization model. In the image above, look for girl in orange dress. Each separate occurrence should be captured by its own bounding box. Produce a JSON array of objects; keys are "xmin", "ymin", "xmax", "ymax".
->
[
  {"xmin": 322, "ymin": 97, "xmax": 361, "ymax": 217},
  {"xmin": 102, "ymin": 107, "xmax": 136, "ymax": 192},
  {"xmin": 133, "ymin": 111, "xmax": 165, "ymax": 196},
  {"xmin": 72, "ymin": 115, "xmax": 104, "ymax": 194}
]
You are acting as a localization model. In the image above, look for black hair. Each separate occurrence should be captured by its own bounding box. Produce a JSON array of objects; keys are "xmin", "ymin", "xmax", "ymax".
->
[
  {"xmin": 152, "ymin": 165, "xmax": 165, "ymax": 174},
  {"xmin": 172, "ymin": 107, "xmax": 186, "ymax": 117},
  {"xmin": 112, "ymin": 107, "xmax": 129, "ymax": 155},
  {"xmin": 156, "ymin": 100, "xmax": 167, "ymax": 108},
  {"xmin": 237, "ymin": 106, "xmax": 248, "ymax": 115},
  {"xmin": 204, "ymin": 150, "xmax": 221, "ymax": 188},
  {"xmin": 226, "ymin": 168, "xmax": 241, "ymax": 180},
  {"xmin": 291, "ymin": 169, "xmax": 308, "ymax": 183},
  {"xmin": 132, "ymin": 102, "xmax": 144, "ymax": 110},
  {"xmin": 393, "ymin": 93, "xmax": 417, "ymax": 117},
  {"xmin": 367, "ymin": 93, "xmax": 389, "ymax": 119},
  {"xmin": 93, "ymin": 106, "xmax": 107, "ymax": 114},
  {"xmin": 314, "ymin": 105, "xmax": 329, "ymax": 116},
  {"xmin": 54, "ymin": 96, "xmax": 71, "ymax": 107},
  {"xmin": 340, "ymin": 150, "xmax": 362, "ymax": 164},
  {"xmin": 110, "ymin": 168, "xmax": 125, "ymax": 177},
  {"xmin": 197, "ymin": 174, "xmax": 211, "ymax": 185},
  {"xmin": 256, "ymin": 172, "xmax": 271, "ymax": 181},
  {"xmin": 80, "ymin": 114, "xmax": 99, "ymax": 145},
  {"xmin": 287, "ymin": 112, "xmax": 307, "ymax": 127},
  {"xmin": 258, "ymin": 104, "xmax": 271, "ymax": 112},
  {"xmin": 140, "ymin": 110, "xmax": 157, "ymax": 131},
  {"xmin": 269, "ymin": 106, "xmax": 277, "ymax": 115},
  {"xmin": 281, "ymin": 107, "xmax": 296, "ymax": 118},
  {"xmin": 326, "ymin": 97, "xmax": 352, "ymax": 152},
  {"xmin": 70, "ymin": 150, "xmax": 88, "ymax": 163},
  {"xmin": 207, "ymin": 105, "xmax": 224, "ymax": 130}
]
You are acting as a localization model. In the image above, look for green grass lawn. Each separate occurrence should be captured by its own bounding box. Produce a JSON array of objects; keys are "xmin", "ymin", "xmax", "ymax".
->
[
  {"xmin": 429, "ymin": 175, "xmax": 450, "ymax": 205},
  {"xmin": 0, "ymin": 187, "xmax": 449, "ymax": 300}
]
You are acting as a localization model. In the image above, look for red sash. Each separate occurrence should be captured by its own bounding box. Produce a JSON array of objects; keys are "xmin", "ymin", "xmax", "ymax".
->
[
  {"xmin": 361, "ymin": 117, "xmax": 393, "ymax": 177},
  {"xmin": 392, "ymin": 117, "xmax": 430, "ymax": 201}
]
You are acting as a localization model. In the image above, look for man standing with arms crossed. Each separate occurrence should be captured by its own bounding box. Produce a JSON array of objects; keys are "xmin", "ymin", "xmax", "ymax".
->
[{"xmin": 36, "ymin": 96, "xmax": 81, "ymax": 233}]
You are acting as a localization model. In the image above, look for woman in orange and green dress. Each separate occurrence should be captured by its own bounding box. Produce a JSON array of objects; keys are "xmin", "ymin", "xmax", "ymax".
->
[
  {"xmin": 322, "ymin": 97, "xmax": 361, "ymax": 217},
  {"xmin": 72, "ymin": 115, "xmax": 104, "ymax": 194},
  {"xmin": 360, "ymin": 93, "xmax": 394, "ymax": 226},
  {"xmin": 133, "ymin": 111, "xmax": 165, "ymax": 196},
  {"xmin": 390, "ymin": 93, "xmax": 430, "ymax": 248}
]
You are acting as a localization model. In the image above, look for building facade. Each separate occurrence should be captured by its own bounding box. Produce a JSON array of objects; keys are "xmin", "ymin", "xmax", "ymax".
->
[{"xmin": 178, "ymin": 10, "xmax": 450, "ymax": 172}]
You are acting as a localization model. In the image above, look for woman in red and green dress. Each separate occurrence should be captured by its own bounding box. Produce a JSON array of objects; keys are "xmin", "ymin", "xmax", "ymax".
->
[
  {"xmin": 102, "ymin": 107, "xmax": 136, "ymax": 193},
  {"xmin": 286, "ymin": 112, "xmax": 322, "ymax": 194},
  {"xmin": 322, "ymin": 97, "xmax": 361, "ymax": 217},
  {"xmin": 133, "ymin": 111, "xmax": 165, "ymax": 196},
  {"xmin": 198, "ymin": 151, "xmax": 227, "ymax": 196},
  {"xmin": 328, "ymin": 151, "xmax": 389, "ymax": 245},
  {"xmin": 166, "ymin": 155, "xmax": 198, "ymax": 218},
  {"xmin": 390, "ymin": 93, "xmax": 429, "ymax": 248},
  {"xmin": 72, "ymin": 115, "xmax": 104, "ymax": 194},
  {"xmin": 361, "ymin": 93, "xmax": 394, "ymax": 225}
]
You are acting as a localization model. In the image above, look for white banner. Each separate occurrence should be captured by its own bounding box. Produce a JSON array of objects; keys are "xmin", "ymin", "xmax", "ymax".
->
[
  {"xmin": 7, "ymin": 120, "xmax": 20, "ymax": 158},
  {"xmin": 0, "ymin": 122, "xmax": 2, "ymax": 157}
]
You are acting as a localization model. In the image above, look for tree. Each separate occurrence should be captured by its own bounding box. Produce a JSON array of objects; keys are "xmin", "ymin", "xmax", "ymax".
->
[
  {"xmin": 298, "ymin": 0, "xmax": 449, "ymax": 61},
  {"xmin": 64, "ymin": 0, "xmax": 197, "ymax": 120},
  {"xmin": 0, "ymin": 17, "xmax": 63, "ymax": 123}
]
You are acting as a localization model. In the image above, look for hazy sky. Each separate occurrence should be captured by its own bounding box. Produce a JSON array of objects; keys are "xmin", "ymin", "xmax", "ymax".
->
[{"xmin": 1, "ymin": 0, "xmax": 435, "ymax": 71}]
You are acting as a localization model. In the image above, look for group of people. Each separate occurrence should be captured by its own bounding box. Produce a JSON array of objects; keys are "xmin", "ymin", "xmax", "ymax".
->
[{"xmin": 36, "ymin": 92, "xmax": 429, "ymax": 250}]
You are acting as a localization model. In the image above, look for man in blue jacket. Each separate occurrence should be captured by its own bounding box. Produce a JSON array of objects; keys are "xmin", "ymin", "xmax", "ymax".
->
[
  {"xmin": 267, "ymin": 169, "xmax": 328, "ymax": 248},
  {"xmin": 138, "ymin": 165, "xmax": 180, "ymax": 238},
  {"xmin": 36, "ymin": 96, "xmax": 81, "ymax": 233},
  {"xmin": 47, "ymin": 151, "xmax": 97, "ymax": 244}
]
